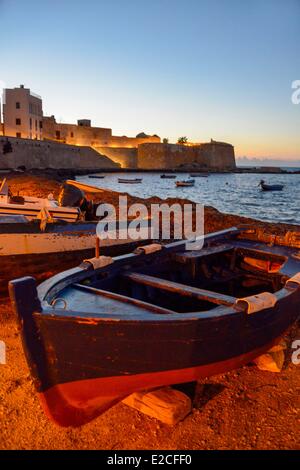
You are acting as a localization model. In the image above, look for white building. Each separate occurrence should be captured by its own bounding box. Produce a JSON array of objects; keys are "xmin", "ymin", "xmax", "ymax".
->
[{"xmin": 2, "ymin": 85, "xmax": 43, "ymax": 140}]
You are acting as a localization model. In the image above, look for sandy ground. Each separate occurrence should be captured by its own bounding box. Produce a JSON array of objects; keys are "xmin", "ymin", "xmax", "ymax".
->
[{"xmin": 0, "ymin": 173, "xmax": 299, "ymax": 450}]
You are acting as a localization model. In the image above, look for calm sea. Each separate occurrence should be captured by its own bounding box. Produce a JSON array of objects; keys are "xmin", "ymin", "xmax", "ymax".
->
[{"xmin": 76, "ymin": 171, "xmax": 300, "ymax": 225}]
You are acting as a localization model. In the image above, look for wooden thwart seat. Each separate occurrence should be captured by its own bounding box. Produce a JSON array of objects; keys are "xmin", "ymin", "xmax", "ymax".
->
[
  {"xmin": 122, "ymin": 271, "xmax": 237, "ymax": 307},
  {"xmin": 173, "ymin": 244, "xmax": 234, "ymax": 263},
  {"xmin": 74, "ymin": 283, "xmax": 176, "ymax": 315}
]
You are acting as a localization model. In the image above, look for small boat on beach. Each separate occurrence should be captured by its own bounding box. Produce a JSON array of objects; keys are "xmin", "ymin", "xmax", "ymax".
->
[
  {"xmin": 9, "ymin": 227, "xmax": 300, "ymax": 426},
  {"xmin": 0, "ymin": 216, "xmax": 143, "ymax": 295},
  {"xmin": 66, "ymin": 180, "xmax": 104, "ymax": 193},
  {"xmin": 0, "ymin": 180, "xmax": 150, "ymax": 295},
  {"xmin": 176, "ymin": 179, "xmax": 195, "ymax": 187},
  {"xmin": 160, "ymin": 174, "xmax": 177, "ymax": 179},
  {"xmin": 118, "ymin": 178, "xmax": 143, "ymax": 184},
  {"xmin": 259, "ymin": 180, "xmax": 284, "ymax": 191},
  {"xmin": 0, "ymin": 178, "xmax": 80, "ymax": 222}
]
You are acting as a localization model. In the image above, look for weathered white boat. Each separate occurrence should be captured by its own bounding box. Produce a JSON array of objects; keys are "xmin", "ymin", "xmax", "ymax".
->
[
  {"xmin": 0, "ymin": 179, "xmax": 80, "ymax": 222},
  {"xmin": 0, "ymin": 180, "xmax": 150, "ymax": 294},
  {"xmin": 0, "ymin": 216, "xmax": 150, "ymax": 295}
]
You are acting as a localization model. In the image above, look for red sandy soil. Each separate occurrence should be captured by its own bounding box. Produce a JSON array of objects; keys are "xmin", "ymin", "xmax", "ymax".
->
[{"xmin": 0, "ymin": 174, "xmax": 299, "ymax": 450}]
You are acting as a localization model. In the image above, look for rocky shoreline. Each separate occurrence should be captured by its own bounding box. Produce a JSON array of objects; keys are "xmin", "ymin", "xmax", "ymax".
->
[
  {"xmin": 1, "ymin": 166, "xmax": 299, "ymax": 181},
  {"xmin": 0, "ymin": 173, "xmax": 299, "ymax": 450}
]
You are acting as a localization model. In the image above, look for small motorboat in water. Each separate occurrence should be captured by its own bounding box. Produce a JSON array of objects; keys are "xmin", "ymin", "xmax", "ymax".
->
[
  {"xmin": 118, "ymin": 178, "xmax": 143, "ymax": 184},
  {"xmin": 176, "ymin": 179, "xmax": 195, "ymax": 187},
  {"xmin": 9, "ymin": 227, "xmax": 300, "ymax": 426},
  {"xmin": 160, "ymin": 174, "xmax": 177, "ymax": 179},
  {"xmin": 88, "ymin": 175, "xmax": 105, "ymax": 179},
  {"xmin": 259, "ymin": 180, "xmax": 284, "ymax": 191}
]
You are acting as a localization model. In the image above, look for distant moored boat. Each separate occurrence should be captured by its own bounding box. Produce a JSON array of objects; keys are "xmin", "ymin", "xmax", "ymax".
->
[
  {"xmin": 118, "ymin": 178, "xmax": 143, "ymax": 184},
  {"xmin": 176, "ymin": 179, "xmax": 195, "ymax": 187},
  {"xmin": 160, "ymin": 174, "xmax": 176, "ymax": 179},
  {"xmin": 189, "ymin": 173, "xmax": 209, "ymax": 177},
  {"xmin": 259, "ymin": 180, "xmax": 284, "ymax": 191}
]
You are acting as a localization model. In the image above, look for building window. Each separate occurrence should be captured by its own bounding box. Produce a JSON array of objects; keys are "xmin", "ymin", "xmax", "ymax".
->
[
  {"xmin": 30, "ymin": 118, "xmax": 32, "ymax": 129},
  {"xmin": 16, "ymin": 102, "xmax": 20, "ymax": 109},
  {"xmin": 16, "ymin": 118, "xmax": 21, "ymax": 125},
  {"xmin": 70, "ymin": 132, "xmax": 74, "ymax": 138},
  {"xmin": 56, "ymin": 130, "xmax": 61, "ymax": 140},
  {"xmin": 16, "ymin": 132, "xmax": 21, "ymax": 138},
  {"xmin": 39, "ymin": 121, "xmax": 43, "ymax": 129}
]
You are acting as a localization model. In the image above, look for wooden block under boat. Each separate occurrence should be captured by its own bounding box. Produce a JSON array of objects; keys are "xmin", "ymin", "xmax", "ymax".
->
[
  {"xmin": 253, "ymin": 341, "xmax": 287, "ymax": 373},
  {"xmin": 122, "ymin": 387, "xmax": 192, "ymax": 425}
]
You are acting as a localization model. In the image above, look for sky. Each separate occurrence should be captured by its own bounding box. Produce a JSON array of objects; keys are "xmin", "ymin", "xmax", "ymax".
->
[{"xmin": 0, "ymin": 0, "xmax": 300, "ymax": 160}]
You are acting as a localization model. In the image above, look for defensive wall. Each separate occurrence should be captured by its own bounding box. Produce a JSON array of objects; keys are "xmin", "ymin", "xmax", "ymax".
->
[
  {"xmin": 0, "ymin": 136, "xmax": 119, "ymax": 170},
  {"xmin": 137, "ymin": 141, "xmax": 236, "ymax": 170}
]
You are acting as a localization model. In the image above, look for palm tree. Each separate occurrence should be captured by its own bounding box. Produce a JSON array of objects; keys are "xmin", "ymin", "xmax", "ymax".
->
[{"xmin": 177, "ymin": 136, "xmax": 188, "ymax": 144}]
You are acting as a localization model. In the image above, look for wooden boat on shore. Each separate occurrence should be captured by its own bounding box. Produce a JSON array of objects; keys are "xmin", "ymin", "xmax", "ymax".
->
[
  {"xmin": 0, "ymin": 215, "xmax": 148, "ymax": 295},
  {"xmin": 0, "ymin": 180, "xmax": 151, "ymax": 295},
  {"xmin": 176, "ymin": 179, "xmax": 195, "ymax": 187},
  {"xmin": 9, "ymin": 227, "xmax": 300, "ymax": 427},
  {"xmin": 160, "ymin": 174, "xmax": 177, "ymax": 179},
  {"xmin": 259, "ymin": 180, "xmax": 284, "ymax": 191},
  {"xmin": 0, "ymin": 178, "xmax": 80, "ymax": 222},
  {"xmin": 118, "ymin": 178, "xmax": 143, "ymax": 184}
]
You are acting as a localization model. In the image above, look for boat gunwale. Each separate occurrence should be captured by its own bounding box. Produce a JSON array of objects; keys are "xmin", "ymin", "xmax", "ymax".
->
[
  {"xmin": 35, "ymin": 284, "xmax": 299, "ymax": 323},
  {"xmin": 38, "ymin": 227, "xmax": 240, "ymax": 303},
  {"xmin": 35, "ymin": 226, "xmax": 300, "ymax": 321}
]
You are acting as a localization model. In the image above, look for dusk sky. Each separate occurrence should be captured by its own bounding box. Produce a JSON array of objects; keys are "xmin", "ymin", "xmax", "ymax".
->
[{"xmin": 1, "ymin": 0, "xmax": 300, "ymax": 159}]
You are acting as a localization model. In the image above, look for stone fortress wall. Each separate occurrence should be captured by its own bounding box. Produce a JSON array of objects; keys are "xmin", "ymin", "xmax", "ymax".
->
[
  {"xmin": 93, "ymin": 146, "xmax": 138, "ymax": 169},
  {"xmin": 137, "ymin": 141, "xmax": 236, "ymax": 170},
  {"xmin": 0, "ymin": 136, "xmax": 119, "ymax": 170},
  {"xmin": 1, "ymin": 85, "xmax": 236, "ymax": 172},
  {"xmin": 0, "ymin": 137, "xmax": 236, "ymax": 172}
]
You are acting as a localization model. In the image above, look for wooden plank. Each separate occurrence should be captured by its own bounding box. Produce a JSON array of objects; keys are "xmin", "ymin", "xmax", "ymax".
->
[
  {"xmin": 123, "ymin": 272, "xmax": 237, "ymax": 307},
  {"xmin": 122, "ymin": 387, "xmax": 192, "ymax": 425},
  {"xmin": 173, "ymin": 244, "xmax": 233, "ymax": 263},
  {"xmin": 73, "ymin": 283, "xmax": 176, "ymax": 315}
]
